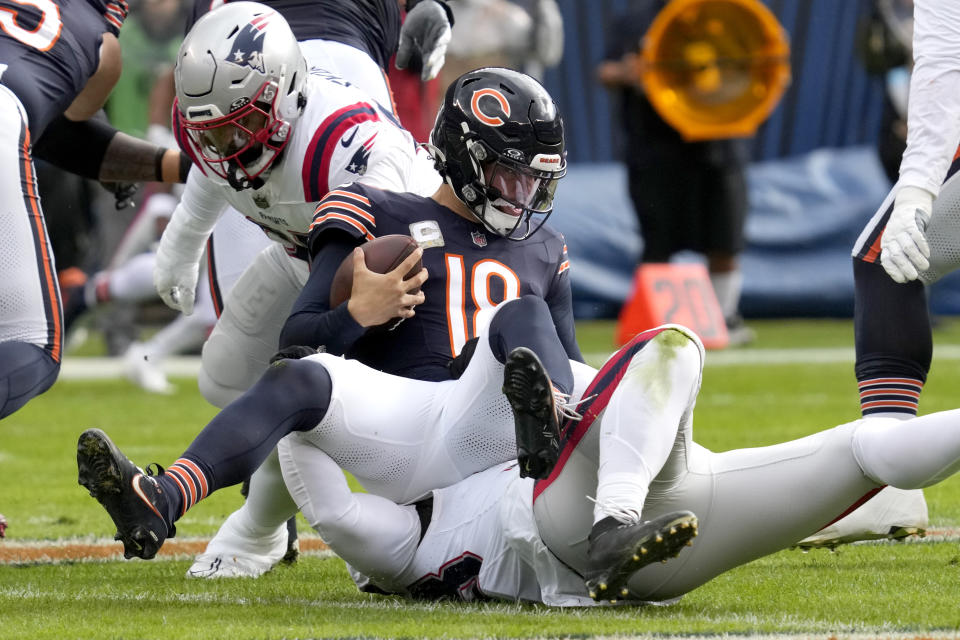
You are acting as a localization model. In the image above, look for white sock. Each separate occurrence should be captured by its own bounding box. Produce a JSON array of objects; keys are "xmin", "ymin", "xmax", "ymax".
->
[{"xmin": 710, "ymin": 269, "xmax": 743, "ymax": 322}]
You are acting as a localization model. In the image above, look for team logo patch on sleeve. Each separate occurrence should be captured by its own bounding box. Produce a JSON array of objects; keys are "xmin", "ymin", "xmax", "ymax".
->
[{"xmin": 346, "ymin": 133, "xmax": 378, "ymax": 175}]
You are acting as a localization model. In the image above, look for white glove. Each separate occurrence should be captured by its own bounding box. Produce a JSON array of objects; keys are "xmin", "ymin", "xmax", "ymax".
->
[
  {"xmin": 881, "ymin": 185, "xmax": 935, "ymax": 283},
  {"xmin": 396, "ymin": 0, "xmax": 452, "ymax": 82},
  {"xmin": 154, "ymin": 239, "xmax": 198, "ymax": 315}
]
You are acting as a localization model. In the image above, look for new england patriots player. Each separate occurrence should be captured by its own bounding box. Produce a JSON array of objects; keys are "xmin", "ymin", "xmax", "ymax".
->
[
  {"xmin": 0, "ymin": 0, "xmax": 190, "ymax": 420},
  {"xmin": 281, "ymin": 324, "xmax": 960, "ymax": 606},
  {"xmin": 811, "ymin": 0, "xmax": 960, "ymax": 547},
  {"xmin": 77, "ymin": 67, "xmax": 589, "ymax": 575},
  {"xmin": 190, "ymin": 0, "xmax": 453, "ymax": 332}
]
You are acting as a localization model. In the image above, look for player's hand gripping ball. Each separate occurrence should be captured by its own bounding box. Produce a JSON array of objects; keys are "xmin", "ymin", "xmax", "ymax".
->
[{"xmin": 330, "ymin": 234, "xmax": 424, "ymax": 329}]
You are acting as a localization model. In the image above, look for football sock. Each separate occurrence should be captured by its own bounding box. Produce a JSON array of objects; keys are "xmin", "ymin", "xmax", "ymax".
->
[
  {"xmin": 853, "ymin": 258, "xmax": 931, "ymax": 417},
  {"xmin": 0, "ymin": 342, "xmax": 59, "ymax": 419},
  {"xmin": 158, "ymin": 358, "xmax": 332, "ymax": 523},
  {"xmin": 593, "ymin": 328, "xmax": 701, "ymax": 525},
  {"xmin": 709, "ymin": 268, "xmax": 742, "ymax": 322},
  {"xmin": 488, "ymin": 295, "xmax": 573, "ymax": 395}
]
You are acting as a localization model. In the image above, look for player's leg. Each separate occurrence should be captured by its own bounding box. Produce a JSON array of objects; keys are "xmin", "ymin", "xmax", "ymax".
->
[
  {"xmin": 77, "ymin": 356, "xmax": 333, "ymax": 558},
  {"xmin": 188, "ymin": 448, "xmax": 296, "ymax": 578},
  {"xmin": 199, "ymin": 242, "xmax": 308, "ymax": 407},
  {"xmin": 205, "ymin": 209, "xmax": 272, "ymax": 318},
  {"xmin": 278, "ymin": 431, "xmax": 421, "ymax": 591},
  {"xmin": 632, "ymin": 408, "xmax": 960, "ymax": 601},
  {"xmin": 532, "ymin": 326, "xmax": 703, "ymax": 599},
  {"xmin": 424, "ymin": 295, "xmax": 577, "ymax": 485},
  {"xmin": 0, "ymin": 88, "xmax": 61, "ymax": 419}
]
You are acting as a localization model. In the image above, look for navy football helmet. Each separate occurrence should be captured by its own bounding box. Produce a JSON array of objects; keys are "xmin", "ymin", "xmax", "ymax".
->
[{"xmin": 430, "ymin": 67, "xmax": 566, "ymax": 240}]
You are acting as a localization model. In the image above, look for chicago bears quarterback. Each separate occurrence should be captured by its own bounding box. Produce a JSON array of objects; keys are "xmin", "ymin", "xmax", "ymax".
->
[
  {"xmin": 77, "ymin": 67, "xmax": 591, "ymax": 576},
  {"xmin": 0, "ymin": 0, "xmax": 189, "ymax": 421}
]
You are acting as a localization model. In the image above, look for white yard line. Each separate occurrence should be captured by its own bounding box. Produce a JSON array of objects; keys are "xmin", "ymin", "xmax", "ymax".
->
[{"xmin": 59, "ymin": 345, "xmax": 960, "ymax": 380}]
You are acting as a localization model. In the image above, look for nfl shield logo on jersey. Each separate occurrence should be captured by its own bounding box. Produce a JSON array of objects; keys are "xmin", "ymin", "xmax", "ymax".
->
[{"xmin": 471, "ymin": 230, "xmax": 487, "ymax": 247}]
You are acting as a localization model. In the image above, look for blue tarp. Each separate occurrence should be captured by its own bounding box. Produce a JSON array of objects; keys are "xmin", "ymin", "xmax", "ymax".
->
[{"xmin": 550, "ymin": 147, "xmax": 960, "ymax": 319}]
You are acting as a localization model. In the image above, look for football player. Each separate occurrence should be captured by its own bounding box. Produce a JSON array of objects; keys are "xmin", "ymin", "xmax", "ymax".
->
[
  {"xmin": 0, "ymin": 0, "xmax": 190, "ymax": 420},
  {"xmin": 814, "ymin": 0, "xmax": 960, "ymax": 547},
  {"xmin": 156, "ymin": 1, "xmax": 448, "ymax": 408},
  {"xmin": 280, "ymin": 324, "xmax": 960, "ymax": 605},
  {"xmin": 77, "ymin": 66, "xmax": 590, "ymax": 574}
]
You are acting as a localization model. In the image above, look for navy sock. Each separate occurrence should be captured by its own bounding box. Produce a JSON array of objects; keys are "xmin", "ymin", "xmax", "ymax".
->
[
  {"xmin": 853, "ymin": 258, "xmax": 931, "ymax": 416},
  {"xmin": 158, "ymin": 358, "xmax": 332, "ymax": 523}
]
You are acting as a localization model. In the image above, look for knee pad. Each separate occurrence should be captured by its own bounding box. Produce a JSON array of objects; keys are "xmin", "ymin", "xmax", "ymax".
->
[
  {"xmin": 199, "ymin": 331, "xmax": 269, "ymax": 408},
  {"xmin": 0, "ymin": 342, "xmax": 60, "ymax": 419}
]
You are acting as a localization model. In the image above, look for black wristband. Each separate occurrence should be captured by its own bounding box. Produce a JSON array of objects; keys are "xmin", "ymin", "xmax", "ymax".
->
[
  {"xmin": 153, "ymin": 147, "xmax": 167, "ymax": 181},
  {"xmin": 178, "ymin": 152, "xmax": 192, "ymax": 182}
]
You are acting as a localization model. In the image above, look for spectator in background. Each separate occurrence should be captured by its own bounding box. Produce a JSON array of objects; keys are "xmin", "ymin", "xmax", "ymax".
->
[
  {"xmin": 440, "ymin": 0, "xmax": 563, "ymax": 83},
  {"xmin": 596, "ymin": 0, "xmax": 754, "ymax": 346}
]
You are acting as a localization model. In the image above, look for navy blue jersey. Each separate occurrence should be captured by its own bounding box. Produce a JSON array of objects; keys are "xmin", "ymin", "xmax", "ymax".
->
[
  {"xmin": 189, "ymin": 0, "xmax": 400, "ymax": 69},
  {"xmin": 0, "ymin": 0, "xmax": 127, "ymax": 137},
  {"xmin": 288, "ymin": 183, "xmax": 578, "ymax": 381}
]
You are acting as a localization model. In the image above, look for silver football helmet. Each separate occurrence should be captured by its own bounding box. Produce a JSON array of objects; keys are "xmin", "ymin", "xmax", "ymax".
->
[{"xmin": 175, "ymin": 1, "xmax": 308, "ymax": 190}]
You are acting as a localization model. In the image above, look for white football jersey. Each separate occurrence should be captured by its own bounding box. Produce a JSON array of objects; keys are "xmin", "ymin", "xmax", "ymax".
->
[
  {"xmin": 180, "ymin": 69, "xmax": 442, "ymax": 255},
  {"xmin": 897, "ymin": 0, "xmax": 960, "ymax": 196},
  {"xmin": 347, "ymin": 465, "xmax": 591, "ymax": 606}
]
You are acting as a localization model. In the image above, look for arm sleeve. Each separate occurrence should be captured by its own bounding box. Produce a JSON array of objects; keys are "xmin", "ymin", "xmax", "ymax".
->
[
  {"xmin": 32, "ymin": 115, "xmax": 115, "ymax": 179},
  {"xmin": 545, "ymin": 242, "xmax": 583, "ymax": 363},
  {"xmin": 280, "ymin": 232, "xmax": 368, "ymax": 353},
  {"xmin": 547, "ymin": 274, "xmax": 583, "ymax": 364},
  {"xmin": 897, "ymin": 0, "xmax": 960, "ymax": 196},
  {"xmin": 155, "ymin": 170, "xmax": 226, "ymax": 272}
]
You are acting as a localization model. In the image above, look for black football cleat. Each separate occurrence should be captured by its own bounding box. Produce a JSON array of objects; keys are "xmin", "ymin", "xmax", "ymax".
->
[
  {"xmin": 502, "ymin": 347, "xmax": 561, "ymax": 479},
  {"xmin": 585, "ymin": 510, "xmax": 698, "ymax": 602},
  {"xmin": 77, "ymin": 428, "xmax": 175, "ymax": 560}
]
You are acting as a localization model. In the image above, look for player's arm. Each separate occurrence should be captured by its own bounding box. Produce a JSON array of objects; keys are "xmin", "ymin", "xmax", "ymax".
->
[
  {"xmin": 545, "ymin": 243, "xmax": 584, "ymax": 363},
  {"xmin": 880, "ymin": 0, "xmax": 960, "ymax": 282},
  {"xmin": 280, "ymin": 231, "xmax": 368, "ymax": 354},
  {"xmin": 282, "ymin": 188, "xmax": 426, "ymax": 352},
  {"xmin": 153, "ymin": 171, "xmax": 228, "ymax": 314}
]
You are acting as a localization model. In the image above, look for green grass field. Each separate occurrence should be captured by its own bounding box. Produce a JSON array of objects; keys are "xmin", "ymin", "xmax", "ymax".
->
[{"xmin": 3, "ymin": 318, "xmax": 960, "ymax": 639}]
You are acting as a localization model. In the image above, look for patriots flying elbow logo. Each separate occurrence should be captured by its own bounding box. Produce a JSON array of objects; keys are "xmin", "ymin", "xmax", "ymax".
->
[
  {"xmin": 225, "ymin": 14, "xmax": 273, "ymax": 73},
  {"xmin": 346, "ymin": 132, "xmax": 378, "ymax": 175}
]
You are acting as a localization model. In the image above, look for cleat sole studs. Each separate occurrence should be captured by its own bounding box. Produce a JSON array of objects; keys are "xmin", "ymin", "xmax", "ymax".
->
[{"xmin": 655, "ymin": 534, "xmax": 663, "ymax": 543}]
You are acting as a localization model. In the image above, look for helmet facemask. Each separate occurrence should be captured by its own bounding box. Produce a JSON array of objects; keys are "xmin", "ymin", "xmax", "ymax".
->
[
  {"xmin": 182, "ymin": 81, "xmax": 291, "ymax": 190},
  {"xmin": 460, "ymin": 136, "xmax": 565, "ymax": 241}
]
